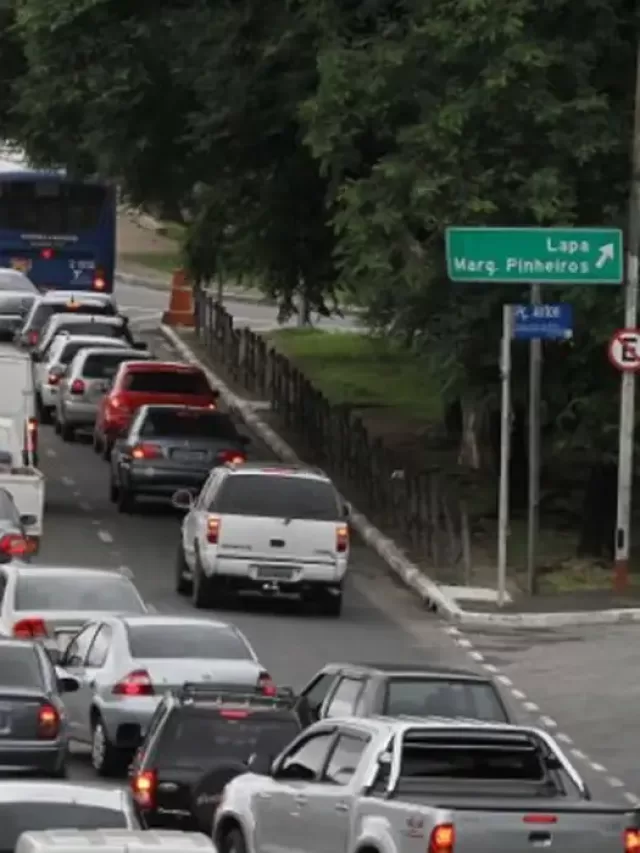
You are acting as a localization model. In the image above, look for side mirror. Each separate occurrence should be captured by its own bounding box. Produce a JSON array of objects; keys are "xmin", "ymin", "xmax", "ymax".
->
[
  {"xmin": 57, "ymin": 674, "xmax": 80, "ymax": 694},
  {"xmin": 343, "ymin": 501, "xmax": 351, "ymax": 519},
  {"xmin": 20, "ymin": 513, "xmax": 37, "ymax": 527},
  {"xmin": 172, "ymin": 489, "xmax": 194, "ymax": 511},
  {"xmin": 246, "ymin": 752, "xmax": 274, "ymax": 775}
]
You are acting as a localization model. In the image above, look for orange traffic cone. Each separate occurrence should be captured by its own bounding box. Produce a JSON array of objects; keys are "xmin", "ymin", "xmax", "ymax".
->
[{"xmin": 162, "ymin": 268, "xmax": 195, "ymax": 327}]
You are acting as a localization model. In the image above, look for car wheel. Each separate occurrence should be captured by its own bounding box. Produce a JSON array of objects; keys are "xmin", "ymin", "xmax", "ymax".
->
[
  {"xmin": 102, "ymin": 438, "xmax": 112, "ymax": 461},
  {"xmin": 60, "ymin": 420, "xmax": 75, "ymax": 442},
  {"xmin": 54, "ymin": 416, "xmax": 61, "ymax": 435},
  {"xmin": 92, "ymin": 430, "xmax": 103, "ymax": 454},
  {"xmin": 109, "ymin": 473, "xmax": 119, "ymax": 503},
  {"xmin": 37, "ymin": 397, "xmax": 52, "ymax": 425},
  {"xmin": 117, "ymin": 485, "xmax": 136, "ymax": 513},
  {"xmin": 220, "ymin": 828, "xmax": 248, "ymax": 853},
  {"xmin": 91, "ymin": 716, "xmax": 122, "ymax": 777},
  {"xmin": 175, "ymin": 542, "xmax": 192, "ymax": 595},
  {"xmin": 192, "ymin": 550, "xmax": 214, "ymax": 609}
]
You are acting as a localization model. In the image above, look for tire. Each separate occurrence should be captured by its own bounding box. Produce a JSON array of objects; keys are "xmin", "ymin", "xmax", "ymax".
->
[
  {"xmin": 109, "ymin": 473, "xmax": 119, "ymax": 503},
  {"xmin": 54, "ymin": 417, "xmax": 61, "ymax": 435},
  {"xmin": 117, "ymin": 485, "xmax": 136, "ymax": 513},
  {"xmin": 91, "ymin": 716, "xmax": 123, "ymax": 778},
  {"xmin": 92, "ymin": 431, "xmax": 103, "ymax": 454},
  {"xmin": 175, "ymin": 542, "xmax": 192, "ymax": 595},
  {"xmin": 60, "ymin": 420, "xmax": 75, "ymax": 442},
  {"xmin": 220, "ymin": 827, "xmax": 248, "ymax": 853},
  {"xmin": 192, "ymin": 551, "xmax": 215, "ymax": 609},
  {"xmin": 38, "ymin": 397, "xmax": 52, "ymax": 425},
  {"xmin": 102, "ymin": 438, "xmax": 112, "ymax": 461},
  {"xmin": 314, "ymin": 591, "xmax": 343, "ymax": 618}
]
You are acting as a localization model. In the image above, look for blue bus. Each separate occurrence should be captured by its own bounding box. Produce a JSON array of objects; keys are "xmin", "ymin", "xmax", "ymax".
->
[{"xmin": 0, "ymin": 169, "xmax": 116, "ymax": 293}]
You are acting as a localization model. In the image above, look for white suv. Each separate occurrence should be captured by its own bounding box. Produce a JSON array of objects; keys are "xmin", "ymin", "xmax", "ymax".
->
[{"xmin": 173, "ymin": 462, "xmax": 350, "ymax": 617}]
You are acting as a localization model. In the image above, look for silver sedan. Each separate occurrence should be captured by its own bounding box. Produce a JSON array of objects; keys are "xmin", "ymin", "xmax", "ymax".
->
[
  {"xmin": 0, "ymin": 564, "xmax": 147, "ymax": 656},
  {"xmin": 57, "ymin": 614, "xmax": 270, "ymax": 776}
]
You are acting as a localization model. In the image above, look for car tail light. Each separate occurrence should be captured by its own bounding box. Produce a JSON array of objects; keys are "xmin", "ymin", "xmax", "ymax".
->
[
  {"xmin": 625, "ymin": 829, "xmax": 640, "ymax": 852},
  {"xmin": 523, "ymin": 815, "xmax": 557, "ymax": 824},
  {"xmin": 112, "ymin": 669, "xmax": 155, "ymax": 696},
  {"xmin": 206, "ymin": 515, "xmax": 220, "ymax": 544},
  {"xmin": 28, "ymin": 330, "xmax": 38, "ymax": 345},
  {"xmin": 336, "ymin": 524, "xmax": 349, "ymax": 552},
  {"xmin": 48, "ymin": 372, "xmax": 62, "ymax": 385},
  {"xmin": 70, "ymin": 379, "xmax": 85, "ymax": 394},
  {"xmin": 13, "ymin": 617, "xmax": 47, "ymax": 638},
  {"xmin": 37, "ymin": 703, "xmax": 60, "ymax": 739},
  {"xmin": 220, "ymin": 709, "xmax": 250, "ymax": 719},
  {"xmin": 93, "ymin": 269, "xmax": 106, "ymax": 290},
  {"xmin": 258, "ymin": 672, "xmax": 276, "ymax": 696},
  {"xmin": 27, "ymin": 417, "xmax": 37, "ymax": 452},
  {"xmin": 428, "ymin": 824, "xmax": 454, "ymax": 853},
  {"xmin": 217, "ymin": 450, "xmax": 246, "ymax": 464},
  {"xmin": 0, "ymin": 533, "xmax": 29, "ymax": 557},
  {"xmin": 131, "ymin": 769, "xmax": 156, "ymax": 809},
  {"xmin": 132, "ymin": 443, "xmax": 162, "ymax": 460},
  {"xmin": 40, "ymin": 248, "xmax": 54, "ymax": 260}
]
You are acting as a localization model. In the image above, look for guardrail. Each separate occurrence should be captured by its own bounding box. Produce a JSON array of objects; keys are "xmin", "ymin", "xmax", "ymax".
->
[{"xmin": 194, "ymin": 290, "xmax": 473, "ymax": 582}]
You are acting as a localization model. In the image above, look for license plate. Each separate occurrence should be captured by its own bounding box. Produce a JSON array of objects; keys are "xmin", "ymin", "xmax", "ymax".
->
[
  {"xmin": 256, "ymin": 566, "xmax": 295, "ymax": 580},
  {"xmin": 172, "ymin": 450, "xmax": 206, "ymax": 462}
]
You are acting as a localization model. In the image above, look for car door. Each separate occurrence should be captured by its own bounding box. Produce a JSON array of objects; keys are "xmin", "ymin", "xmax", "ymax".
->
[
  {"xmin": 322, "ymin": 676, "xmax": 366, "ymax": 719},
  {"xmin": 184, "ymin": 470, "xmax": 224, "ymax": 566},
  {"xmin": 261, "ymin": 729, "xmax": 337, "ymax": 853},
  {"xmin": 74, "ymin": 623, "xmax": 113, "ymax": 741},
  {"xmin": 59, "ymin": 623, "xmax": 100, "ymax": 738},
  {"xmin": 295, "ymin": 671, "xmax": 341, "ymax": 726}
]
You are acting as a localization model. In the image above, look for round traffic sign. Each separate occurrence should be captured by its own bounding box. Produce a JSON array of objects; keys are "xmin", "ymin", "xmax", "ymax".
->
[{"xmin": 608, "ymin": 329, "xmax": 640, "ymax": 371}]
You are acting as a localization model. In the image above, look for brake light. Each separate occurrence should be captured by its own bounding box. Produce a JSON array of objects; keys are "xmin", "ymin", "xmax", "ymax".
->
[
  {"xmin": 48, "ymin": 372, "xmax": 61, "ymax": 385},
  {"xmin": 258, "ymin": 671, "xmax": 276, "ymax": 696},
  {"xmin": 40, "ymin": 248, "xmax": 54, "ymax": 260},
  {"xmin": 93, "ymin": 269, "xmax": 106, "ymax": 290},
  {"xmin": 336, "ymin": 523, "xmax": 349, "ymax": 552},
  {"xmin": 109, "ymin": 395, "xmax": 128, "ymax": 410},
  {"xmin": 220, "ymin": 709, "xmax": 250, "ymax": 719},
  {"xmin": 218, "ymin": 450, "xmax": 246, "ymax": 464},
  {"xmin": 131, "ymin": 770, "xmax": 156, "ymax": 809},
  {"xmin": 206, "ymin": 515, "xmax": 220, "ymax": 544},
  {"xmin": 70, "ymin": 379, "xmax": 85, "ymax": 394},
  {"xmin": 112, "ymin": 669, "xmax": 154, "ymax": 696},
  {"xmin": 37, "ymin": 703, "xmax": 59, "ymax": 739},
  {"xmin": 0, "ymin": 533, "xmax": 29, "ymax": 557},
  {"xmin": 523, "ymin": 815, "xmax": 557, "ymax": 824},
  {"xmin": 428, "ymin": 824, "xmax": 454, "ymax": 853},
  {"xmin": 28, "ymin": 331, "xmax": 38, "ymax": 345},
  {"xmin": 625, "ymin": 829, "xmax": 640, "ymax": 852},
  {"xmin": 13, "ymin": 617, "xmax": 47, "ymax": 638},
  {"xmin": 132, "ymin": 443, "xmax": 162, "ymax": 460}
]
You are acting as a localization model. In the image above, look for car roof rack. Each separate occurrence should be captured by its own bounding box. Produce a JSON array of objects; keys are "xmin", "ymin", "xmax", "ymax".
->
[{"xmin": 177, "ymin": 683, "xmax": 296, "ymax": 708}]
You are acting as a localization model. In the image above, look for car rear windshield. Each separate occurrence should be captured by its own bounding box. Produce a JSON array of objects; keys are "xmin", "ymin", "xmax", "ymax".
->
[
  {"xmin": 399, "ymin": 733, "xmax": 545, "ymax": 781},
  {"xmin": 127, "ymin": 624, "xmax": 252, "ymax": 659},
  {"xmin": 56, "ymin": 322, "xmax": 125, "ymax": 340},
  {"xmin": 0, "ymin": 802, "xmax": 127, "ymax": 849},
  {"xmin": 0, "ymin": 294, "xmax": 34, "ymax": 314},
  {"xmin": 0, "ymin": 274, "xmax": 35, "ymax": 293},
  {"xmin": 0, "ymin": 645, "xmax": 43, "ymax": 688},
  {"xmin": 215, "ymin": 475, "xmax": 340, "ymax": 520},
  {"xmin": 158, "ymin": 710, "xmax": 300, "ymax": 765},
  {"xmin": 383, "ymin": 678, "xmax": 508, "ymax": 722},
  {"xmin": 31, "ymin": 301, "xmax": 114, "ymax": 329},
  {"xmin": 15, "ymin": 573, "xmax": 144, "ymax": 613},
  {"xmin": 140, "ymin": 409, "xmax": 238, "ymax": 439},
  {"xmin": 124, "ymin": 370, "xmax": 210, "ymax": 394},
  {"xmin": 83, "ymin": 351, "xmax": 138, "ymax": 378},
  {"xmin": 60, "ymin": 341, "xmax": 120, "ymax": 364}
]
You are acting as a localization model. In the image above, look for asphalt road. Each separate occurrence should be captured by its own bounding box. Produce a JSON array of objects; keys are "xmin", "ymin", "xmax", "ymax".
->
[{"xmin": 26, "ymin": 278, "xmax": 639, "ymax": 807}]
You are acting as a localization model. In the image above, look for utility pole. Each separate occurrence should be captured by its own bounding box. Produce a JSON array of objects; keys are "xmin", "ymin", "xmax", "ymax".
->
[
  {"xmin": 527, "ymin": 283, "xmax": 542, "ymax": 595},
  {"xmin": 614, "ymin": 40, "xmax": 640, "ymax": 592}
]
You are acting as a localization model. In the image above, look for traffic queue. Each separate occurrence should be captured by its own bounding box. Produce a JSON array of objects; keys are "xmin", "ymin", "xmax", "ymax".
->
[{"xmin": 0, "ymin": 282, "xmax": 636, "ymax": 853}]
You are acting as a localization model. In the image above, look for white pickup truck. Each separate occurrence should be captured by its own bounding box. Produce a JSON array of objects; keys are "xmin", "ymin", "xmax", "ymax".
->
[
  {"xmin": 0, "ymin": 346, "xmax": 44, "ymax": 544},
  {"xmin": 214, "ymin": 716, "xmax": 639, "ymax": 853}
]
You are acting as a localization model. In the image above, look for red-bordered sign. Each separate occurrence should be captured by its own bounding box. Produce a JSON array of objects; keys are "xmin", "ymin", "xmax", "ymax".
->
[{"xmin": 608, "ymin": 329, "xmax": 640, "ymax": 371}]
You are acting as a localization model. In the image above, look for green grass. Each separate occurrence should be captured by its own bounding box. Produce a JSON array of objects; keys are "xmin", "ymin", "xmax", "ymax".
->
[
  {"xmin": 119, "ymin": 252, "xmax": 180, "ymax": 273},
  {"xmin": 266, "ymin": 329, "xmax": 442, "ymax": 422}
]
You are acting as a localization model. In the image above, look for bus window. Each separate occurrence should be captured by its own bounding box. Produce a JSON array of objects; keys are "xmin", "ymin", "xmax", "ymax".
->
[{"xmin": 0, "ymin": 181, "xmax": 106, "ymax": 233}]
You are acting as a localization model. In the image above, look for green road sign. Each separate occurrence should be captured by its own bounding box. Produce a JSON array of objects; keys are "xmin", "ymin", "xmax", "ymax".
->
[{"xmin": 445, "ymin": 226, "xmax": 624, "ymax": 284}]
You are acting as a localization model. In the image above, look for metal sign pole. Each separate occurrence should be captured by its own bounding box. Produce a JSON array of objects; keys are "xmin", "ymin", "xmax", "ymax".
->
[
  {"xmin": 614, "ymin": 40, "xmax": 640, "ymax": 591},
  {"xmin": 527, "ymin": 284, "xmax": 542, "ymax": 594},
  {"xmin": 498, "ymin": 304, "xmax": 513, "ymax": 607}
]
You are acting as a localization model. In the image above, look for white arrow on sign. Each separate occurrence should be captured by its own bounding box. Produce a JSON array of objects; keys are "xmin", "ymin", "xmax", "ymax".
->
[{"xmin": 595, "ymin": 243, "xmax": 615, "ymax": 268}]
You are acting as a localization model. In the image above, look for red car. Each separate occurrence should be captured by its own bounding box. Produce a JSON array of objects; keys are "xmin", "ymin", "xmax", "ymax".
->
[{"xmin": 93, "ymin": 361, "xmax": 218, "ymax": 459}]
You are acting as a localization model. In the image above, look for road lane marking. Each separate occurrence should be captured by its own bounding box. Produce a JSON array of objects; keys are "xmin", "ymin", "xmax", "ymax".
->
[
  {"xmin": 79, "ymin": 501, "xmax": 91, "ymax": 511},
  {"xmin": 61, "ymin": 476, "xmax": 74, "ymax": 486},
  {"xmin": 97, "ymin": 530, "xmax": 113, "ymax": 543},
  {"xmin": 46, "ymin": 448, "xmax": 56, "ymax": 458}
]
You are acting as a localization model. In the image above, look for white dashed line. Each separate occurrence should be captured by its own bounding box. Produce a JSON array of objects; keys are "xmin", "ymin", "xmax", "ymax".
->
[
  {"xmin": 97, "ymin": 530, "xmax": 113, "ymax": 543},
  {"xmin": 523, "ymin": 701, "xmax": 540, "ymax": 712},
  {"xmin": 61, "ymin": 476, "xmax": 74, "ymax": 486},
  {"xmin": 468, "ymin": 650, "xmax": 483, "ymax": 661},
  {"xmin": 590, "ymin": 763, "xmax": 606, "ymax": 773},
  {"xmin": 456, "ymin": 637, "xmax": 472, "ymax": 648},
  {"xmin": 79, "ymin": 501, "xmax": 91, "ymax": 511},
  {"xmin": 482, "ymin": 663, "xmax": 499, "ymax": 673},
  {"xmin": 45, "ymin": 448, "xmax": 56, "ymax": 458},
  {"xmin": 571, "ymin": 748, "xmax": 586, "ymax": 760},
  {"xmin": 510, "ymin": 688, "xmax": 526, "ymax": 700},
  {"xmin": 72, "ymin": 490, "xmax": 81, "ymax": 498},
  {"xmin": 625, "ymin": 792, "xmax": 640, "ymax": 804},
  {"xmin": 539, "ymin": 715, "xmax": 557, "ymax": 728},
  {"xmin": 91, "ymin": 519, "xmax": 100, "ymax": 525},
  {"xmin": 556, "ymin": 733, "xmax": 573, "ymax": 744},
  {"xmin": 496, "ymin": 674, "xmax": 512, "ymax": 686}
]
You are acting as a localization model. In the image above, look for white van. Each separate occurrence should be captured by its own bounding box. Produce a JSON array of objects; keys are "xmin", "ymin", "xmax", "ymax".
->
[{"xmin": 15, "ymin": 830, "xmax": 217, "ymax": 853}]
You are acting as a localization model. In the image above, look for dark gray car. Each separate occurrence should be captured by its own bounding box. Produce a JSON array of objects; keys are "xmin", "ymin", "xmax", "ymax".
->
[
  {"xmin": 109, "ymin": 405, "xmax": 250, "ymax": 512},
  {"xmin": 0, "ymin": 638, "xmax": 79, "ymax": 777}
]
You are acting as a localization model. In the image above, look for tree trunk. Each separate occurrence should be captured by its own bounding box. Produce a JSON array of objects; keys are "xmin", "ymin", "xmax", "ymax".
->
[
  {"xmin": 457, "ymin": 398, "xmax": 494, "ymax": 470},
  {"xmin": 577, "ymin": 462, "xmax": 617, "ymax": 559}
]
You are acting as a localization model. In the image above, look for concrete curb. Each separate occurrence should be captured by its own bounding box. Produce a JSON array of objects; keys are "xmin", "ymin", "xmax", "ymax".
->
[
  {"xmin": 160, "ymin": 323, "xmax": 463, "ymax": 622},
  {"xmin": 160, "ymin": 324, "xmax": 640, "ymax": 629},
  {"xmin": 115, "ymin": 272, "xmax": 276, "ymax": 306}
]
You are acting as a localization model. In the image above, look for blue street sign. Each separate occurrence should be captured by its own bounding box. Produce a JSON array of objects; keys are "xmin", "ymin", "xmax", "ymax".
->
[{"xmin": 512, "ymin": 303, "xmax": 573, "ymax": 340}]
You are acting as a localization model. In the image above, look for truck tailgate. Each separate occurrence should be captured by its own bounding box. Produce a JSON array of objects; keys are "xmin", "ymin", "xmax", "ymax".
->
[
  {"xmin": 443, "ymin": 802, "xmax": 634, "ymax": 852},
  {"xmin": 0, "ymin": 470, "xmax": 45, "ymax": 535}
]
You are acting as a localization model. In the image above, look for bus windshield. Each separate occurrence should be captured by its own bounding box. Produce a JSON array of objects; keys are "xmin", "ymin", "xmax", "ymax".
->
[{"xmin": 0, "ymin": 180, "xmax": 106, "ymax": 233}]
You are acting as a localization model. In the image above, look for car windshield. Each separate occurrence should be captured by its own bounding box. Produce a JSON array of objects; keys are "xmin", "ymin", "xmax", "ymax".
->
[
  {"xmin": 127, "ymin": 624, "xmax": 253, "ymax": 659},
  {"xmin": 15, "ymin": 573, "xmax": 144, "ymax": 613},
  {"xmin": 0, "ymin": 294, "xmax": 34, "ymax": 314},
  {"xmin": 159, "ymin": 711, "xmax": 300, "ymax": 765},
  {"xmin": 0, "ymin": 645, "xmax": 43, "ymax": 688},
  {"xmin": 0, "ymin": 802, "xmax": 128, "ymax": 850},
  {"xmin": 140, "ymin": 410, "xmax": 238, "ymax": 439},
  {"xmin": 383, "ymin": 678, "xmax": 508, "ymax": 722},
  {"xmin": 215, "ymin": 475, "xmax": 340, "ymax": 520},
  {"xmin": 124, "ymin": 370, "xmax": 210, "ymax": 394},
  {"xmin": 83, "ymin": 352, "xmax": 139, "ymax": 378}
]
